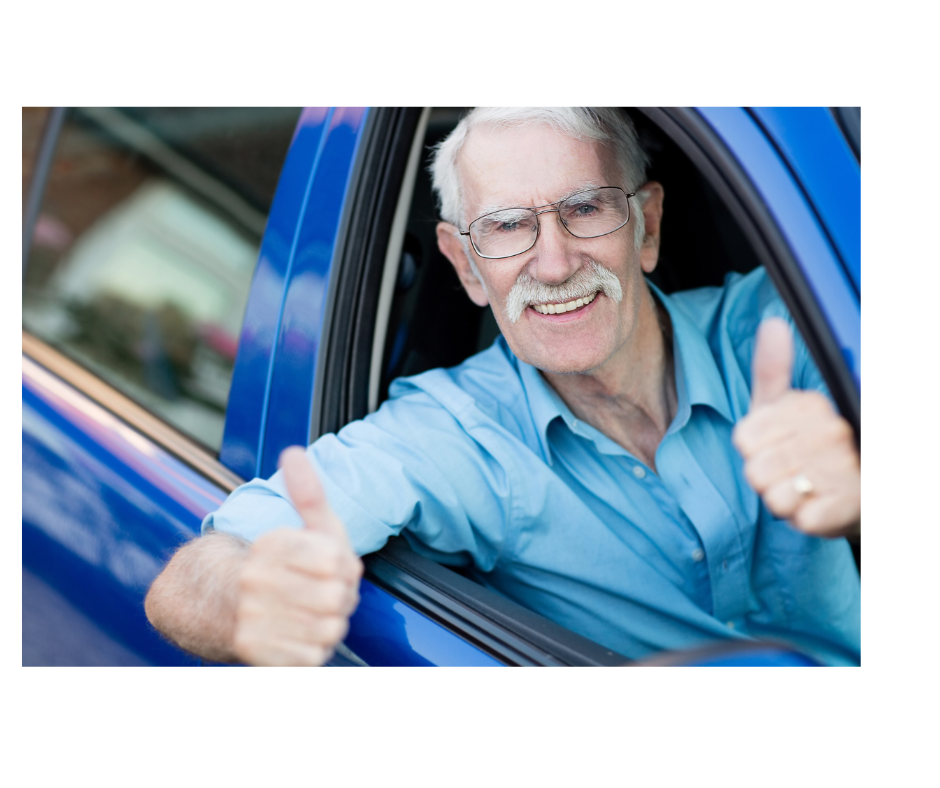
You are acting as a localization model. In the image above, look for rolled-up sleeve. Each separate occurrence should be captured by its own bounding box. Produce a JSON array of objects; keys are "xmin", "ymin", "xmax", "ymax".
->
[{"xmin": 203, "ymin": 382, "xmax": 513, "ymax": 572}]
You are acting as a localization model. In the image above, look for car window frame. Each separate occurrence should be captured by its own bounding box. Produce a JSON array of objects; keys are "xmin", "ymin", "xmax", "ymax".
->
[
  {"xmin": 320, "ymin": 106, "xmax": 861, "ymax": 666},
  {"xmin": 20, "ymin": 107, "xmax": 251, "ymax": 490}
]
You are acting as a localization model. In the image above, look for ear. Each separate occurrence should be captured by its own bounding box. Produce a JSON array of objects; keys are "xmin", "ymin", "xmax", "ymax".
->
[
  {"xmin": 637, "ymin": 181, "xmax": 664, "ymax": 274},
  {"xmin": 436, "ymin": 222, "xmax": 489, "ymax": 307}
]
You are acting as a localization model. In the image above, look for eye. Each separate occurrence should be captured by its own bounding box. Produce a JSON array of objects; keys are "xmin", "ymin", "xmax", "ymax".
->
[
  {"xmin": 477, "ymin": 210, "xmax": 533, "ymax": 236},
  {"xmin": 563, "ymin": 199, "xmax": 602, "ymax": 220}
]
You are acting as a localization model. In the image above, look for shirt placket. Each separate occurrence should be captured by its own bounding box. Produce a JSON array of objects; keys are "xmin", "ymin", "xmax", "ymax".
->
[{"xmin": 657, "ymin": 431, "xmax": 755, "ymax": 629}]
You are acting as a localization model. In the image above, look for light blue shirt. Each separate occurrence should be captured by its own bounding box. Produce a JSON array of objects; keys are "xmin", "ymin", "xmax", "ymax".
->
[{"xmin": 205, "ymin": 268, "xmax": 861, "ymax": 666}]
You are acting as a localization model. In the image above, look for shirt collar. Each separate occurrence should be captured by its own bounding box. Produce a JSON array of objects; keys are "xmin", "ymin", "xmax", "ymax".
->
[
  {"xmin": 649, "ymin": 279, "xmax": 734, "ymax": 428},
  {"xmin": 515, "ymin": 279, "xmax": 734, "ymax": 464}
]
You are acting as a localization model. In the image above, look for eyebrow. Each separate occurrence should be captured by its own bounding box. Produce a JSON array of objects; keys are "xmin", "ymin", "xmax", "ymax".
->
[{"xmin": 472, "ymin": 182, "xmax": 604, "ymax": 220}]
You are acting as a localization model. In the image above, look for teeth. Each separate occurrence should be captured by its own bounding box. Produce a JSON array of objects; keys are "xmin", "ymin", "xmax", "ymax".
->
[{"xmin": 532, "ymin": 292, "xmax": 596, "ymax": 315}]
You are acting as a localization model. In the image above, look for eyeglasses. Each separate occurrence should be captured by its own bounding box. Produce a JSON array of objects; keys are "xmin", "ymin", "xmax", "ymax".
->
[{"xmin": 460, "ymin": 186, "xmax": 635, "ymax": 260}]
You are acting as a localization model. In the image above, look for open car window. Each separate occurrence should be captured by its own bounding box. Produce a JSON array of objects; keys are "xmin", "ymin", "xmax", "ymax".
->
[
  {"xmin": 324, "ymin": 107, "xmax": 859, "ymax": 666},
  {"xmin": 23, "ymin": 107, "xmax": 300, "ymax": 452}
]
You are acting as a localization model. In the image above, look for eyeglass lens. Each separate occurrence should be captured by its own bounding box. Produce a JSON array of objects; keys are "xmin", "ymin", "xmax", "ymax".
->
[{"xmin": 469, "ymin": 187, "xmax": 630, "ymax": 259}]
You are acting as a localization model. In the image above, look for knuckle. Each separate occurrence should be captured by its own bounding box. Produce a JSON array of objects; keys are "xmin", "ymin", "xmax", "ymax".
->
[
  {"xmin": 344, "ymin": 585, "xmax": 361, "ymax": 616},
  {"xmin": 792, "ymin": 506, "xmax": 820, "ymax": 534},
  {"xmin": 253, "ymin": 528, "xmax": 303, "ymax": 563},
  {"xmin": 254, "ymin": 528, "xmax": 289, "ymax": 552},
  {"xmin": 238, "ymin": 563, "xmax": 265, "ymax": 595},
  {"xmin": 805, "ymin": 391, "xmax": 833, "ymax": 417},
  {"xmin": 761, "ymin": 486, "xmax": 783, "ymax": 514},
  {"xmin": 315, "ymin": 581, "xmax": 346, "ymax": 614},
  {"xmin": 765, "ymin": 488, "xmax": 795, "ymax": 519},
  {"xmin": 743, "ymin": 459, "xmax": 767, "ymax": 491},
  {"xmin": 321, "ymin": 542, "xmax": 344, "ymax": 575},
  {"xmin": 830, "ymin": 417, "xmax": 853, "ymax": 444},
  {"xmin": 232, "ymin": 627, "xmax": 262, "ymax": 664},
  {"xmin": 320, "ymin": 616, "xmax": 349, "ymax": 646}
]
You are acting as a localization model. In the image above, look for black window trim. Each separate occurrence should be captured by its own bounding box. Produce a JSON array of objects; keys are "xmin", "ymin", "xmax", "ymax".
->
[
  {"xmin": 830, "ymin": 106, "xmax": 861, "ymax": 163},
  {"xmin": 367, "ymin": 538, "xmax": 631, "ymax": 666}
]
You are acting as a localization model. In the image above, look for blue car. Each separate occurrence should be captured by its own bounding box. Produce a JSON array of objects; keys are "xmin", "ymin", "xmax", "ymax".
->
[{"xmin": 22, "ymin": 107, "xmax": 860, "ymax": 666}]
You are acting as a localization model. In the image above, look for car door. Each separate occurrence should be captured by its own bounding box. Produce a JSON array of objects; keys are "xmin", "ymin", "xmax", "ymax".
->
[
  {"xmin": 23, "ymin": 107, "xmax": 858, "ymax": 667},
  {"xmin": 22, "ymin": 107, "xmax": 307, "ymax": 665},
  {"xmin": 22, "ymin": 106, "xmax": 512, "ymax": 667},
  {"xmin": 297, "ymin": 107, "xmax": 860, "ymax": 666}
]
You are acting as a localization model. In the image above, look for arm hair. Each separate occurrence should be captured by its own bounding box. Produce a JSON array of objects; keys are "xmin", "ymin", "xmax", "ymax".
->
[{"xmin": 144, "ymin": 530, "xmax": 249, "ymax": 663}]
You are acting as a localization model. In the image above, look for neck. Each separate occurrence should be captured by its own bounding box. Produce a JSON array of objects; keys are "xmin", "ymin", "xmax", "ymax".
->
[{"xmin": 541, "ymin": 286, "xmax": 677, "ymax": 470}]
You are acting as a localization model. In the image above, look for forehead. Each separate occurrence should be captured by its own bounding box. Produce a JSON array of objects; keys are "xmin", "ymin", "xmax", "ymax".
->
[{"xmin": 457, "ymin": 123, "xmax": 617, "ymax": 217}]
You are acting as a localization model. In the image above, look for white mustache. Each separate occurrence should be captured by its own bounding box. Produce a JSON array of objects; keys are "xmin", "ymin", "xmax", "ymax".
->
[{"xmin": 504, "ymin": 261, "xmax": 623, "ymax": 323}]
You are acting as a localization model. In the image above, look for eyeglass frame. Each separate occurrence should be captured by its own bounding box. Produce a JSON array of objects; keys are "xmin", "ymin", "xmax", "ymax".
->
[{"xmin": 458, "ymin": 186, "xmax": 637, "ymax": 260}]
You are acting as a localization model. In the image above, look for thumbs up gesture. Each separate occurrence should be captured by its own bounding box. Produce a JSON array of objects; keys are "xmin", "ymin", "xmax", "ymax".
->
[
  {"xmin": 732, "ymin": 318, "xmax": 860, "ymax": 538},
  {"xmin": 231, "ymin": 447, "xmax": 363, "ymax": 666}
]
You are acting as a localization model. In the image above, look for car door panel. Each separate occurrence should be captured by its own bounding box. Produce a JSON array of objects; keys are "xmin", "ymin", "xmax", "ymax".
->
[
  {"xmin": 261, "ymin": 107, "xmax": 368, "ymax": 478},
  {"xmin": 220, "ymin": 108, "xmax": 336, "ymax": 479},
  {"xmin": 23, "ymin": 106, "xmax": 859, "ymax": 667},
  {"xmin": 23, "ymin": 354, "xmax": 217, "ymax": 665},
  {"xmin": 697, "ymin": 107, "xmax": 860, "ymax": 391},
  {"xmin": 747, "ymin": 107, "xmax": 861, "ymax": 293}
]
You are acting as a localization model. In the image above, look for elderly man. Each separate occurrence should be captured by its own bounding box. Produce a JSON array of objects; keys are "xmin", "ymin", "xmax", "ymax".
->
[{"xmin": 145, "ymin": 108, "xmax": 861, "ymax": 666}]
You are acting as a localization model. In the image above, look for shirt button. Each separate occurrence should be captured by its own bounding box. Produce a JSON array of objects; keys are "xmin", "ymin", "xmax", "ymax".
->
[
  {"xmin": 722, "ymin": 560, "xmax": 729, "ymax": 571},
  {"xmin": 692, "ymin": 548, "xmax": 705, "ymax": 562},
  {"xmin": 632, "ymin": 466, "xmax": 646, "ymax": 479},
  {"xmin": 727, "ymin": 621, "xmax": 735, "ymax": 629}
]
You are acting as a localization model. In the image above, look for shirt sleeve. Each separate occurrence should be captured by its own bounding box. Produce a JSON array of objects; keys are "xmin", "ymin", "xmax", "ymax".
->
[
  {"xmin": 202, "ymin": 385, "xmax": 514, "ymax": 571},
  {"xmin": 720, "ymin": 267, "xmax": 831, "ymax": 397}
]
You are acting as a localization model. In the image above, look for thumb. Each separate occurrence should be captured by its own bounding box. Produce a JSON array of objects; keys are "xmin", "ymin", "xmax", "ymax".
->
[
  {"xmin": 751, "ymin": 317, "xmax": 794, "ymax": 408},
  {"xmin": 279, "ymin": 446, "xmax": 347, "ymax": 540}
]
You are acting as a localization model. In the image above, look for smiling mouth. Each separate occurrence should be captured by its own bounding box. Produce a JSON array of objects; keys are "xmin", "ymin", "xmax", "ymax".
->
[{"xmin": 530, "ymin": 291, "xmax": 598, "ymax": 315}]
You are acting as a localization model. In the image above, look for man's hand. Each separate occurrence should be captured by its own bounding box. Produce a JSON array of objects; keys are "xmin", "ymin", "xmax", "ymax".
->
[
  {"xmin": 732, "ymin": 318, "xmax": 860, "ymax": 538},
  {"xmin": 232, "ymin": 447, "xmax": 363, "ymax": 666}
]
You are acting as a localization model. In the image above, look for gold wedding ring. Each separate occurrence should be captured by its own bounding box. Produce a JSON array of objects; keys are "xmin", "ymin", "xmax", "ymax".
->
[{"xmin": 792, "ymin": 473, "xmax": 815, "ymax": 497}]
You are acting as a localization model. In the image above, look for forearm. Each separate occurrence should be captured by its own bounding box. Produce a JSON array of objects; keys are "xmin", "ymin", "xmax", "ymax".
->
[{"xmin": 145, "ymin": 530, "xmax": 249, "ymax": 663}]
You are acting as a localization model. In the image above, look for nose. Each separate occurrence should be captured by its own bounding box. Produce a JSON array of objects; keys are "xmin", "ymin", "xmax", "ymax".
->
[{"xmin": 528, "ymin": 209, "xmax": 580, "ymax": 285}]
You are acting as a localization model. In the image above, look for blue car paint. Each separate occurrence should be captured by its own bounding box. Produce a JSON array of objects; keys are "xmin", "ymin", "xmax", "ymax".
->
[
  {"xmin": 261, "ymin": 106, "xmax": 367, "ymax": 478},
  {"xmin": 698, "ymin": 108, "xmax": 861, "ymax": 389},
  {"xmin": 748, "ymin": 107, "xmax": 861, "ymax": 295},
  {"xmin": 238, "ymin": 106, "xmax": 506, "ymax": 665},
  {"xmin": 221, "ymin": 108, "xmax": 334, "ymax": 481},
  {"xmin": 23, "ymin": 359, "xmax": 208, "ymax": 666},
  {"xmin": 25, "ymin": 354, "xmax": 499, "ymax": 667},
  {"xmin": 346, "ymin": 581, "xmax": 502, "ymax": 667},
  {"xmin": 22, "ymin": 107, "xmax": 860, "ymax": 666}
]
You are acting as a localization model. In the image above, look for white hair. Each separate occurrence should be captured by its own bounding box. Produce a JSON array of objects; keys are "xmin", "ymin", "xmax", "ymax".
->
[
  {"xmin": 431, "ymin": 108, "xmax": 649, "ymax": 225},
  {"xmin": 430, "ymin": 107, "xmax": 651, "ymax": 279}
]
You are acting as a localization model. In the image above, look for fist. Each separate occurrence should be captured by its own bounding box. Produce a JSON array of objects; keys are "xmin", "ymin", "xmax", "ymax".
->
[
  {"xmin": 732, "ymin": 318, "xmax": 860, "ymax": 538},
  {"xmin": 232, "ymin": 447, "xmax": 363, "ymax": 666}
]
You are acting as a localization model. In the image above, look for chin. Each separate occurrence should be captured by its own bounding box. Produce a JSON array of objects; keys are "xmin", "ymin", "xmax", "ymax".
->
[
  {"xmin": 515, "ymin": 341, "xmax": 613, "ymax": 376},
  {"xmin": 534, "ymin": 358, "xmax": 604, "ymax": 376}
]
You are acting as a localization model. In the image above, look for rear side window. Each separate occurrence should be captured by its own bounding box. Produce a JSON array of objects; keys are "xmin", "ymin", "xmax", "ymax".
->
[{"xmin": 23, "ymin": 107, "xmax": 301, "ymax": 451}]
